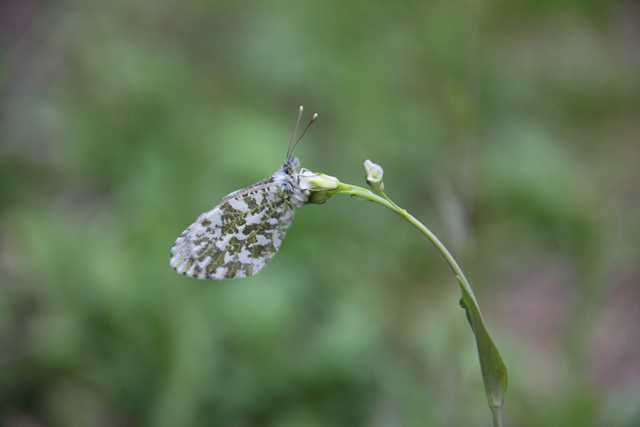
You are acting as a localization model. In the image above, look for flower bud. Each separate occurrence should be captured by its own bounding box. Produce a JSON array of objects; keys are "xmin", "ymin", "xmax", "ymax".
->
[
  {"xmin": 298, "ymin": 169, "xmax": 340, "ymax": 191},
  {"xmin": 364, "ymin": 159, "xmax": 384, "ymax": 193},
  {"xmin": 298, "ymin": 169, "xmax": 340, "ymax": 204}
]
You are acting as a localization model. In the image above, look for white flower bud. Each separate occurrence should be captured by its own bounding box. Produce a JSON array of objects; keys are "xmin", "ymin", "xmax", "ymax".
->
[
  {"xmin": 364, "ymin": 159, "xmax": 384, "ymax": 193},
  {"xmin": 298, "ymin": 169, "xmax": 340, "ymax": 191}
]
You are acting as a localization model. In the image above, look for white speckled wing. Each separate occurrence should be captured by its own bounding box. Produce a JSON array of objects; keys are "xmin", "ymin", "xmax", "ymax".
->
[{"xmin": 170, "ymin": 174, "xmax": 297, "ymax": 279}]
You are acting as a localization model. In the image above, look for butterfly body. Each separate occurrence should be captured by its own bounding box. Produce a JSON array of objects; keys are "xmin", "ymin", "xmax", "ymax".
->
[{"xmin": 170, "ymin": 157, "xmax": 309, "ymax": 279}]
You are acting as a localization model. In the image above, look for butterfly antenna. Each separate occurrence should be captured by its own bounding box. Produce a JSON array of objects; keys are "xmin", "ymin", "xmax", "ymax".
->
[
  {"xmin": 286, "ymin": 106, "xmax": 305, "ymax": 159},
  {"xmin": 289, "ymin": 112, "xmax": 318, "ymax": 157}
]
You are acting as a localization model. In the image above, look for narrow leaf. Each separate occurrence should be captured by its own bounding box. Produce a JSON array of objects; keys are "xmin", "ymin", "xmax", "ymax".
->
[{"xmin": 457, "ymin": 276, "xmax": 508, "ymax": 413}]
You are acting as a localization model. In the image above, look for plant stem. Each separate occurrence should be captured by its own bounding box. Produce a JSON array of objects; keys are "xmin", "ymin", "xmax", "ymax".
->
[
  {"xmin": 329, "ymin": 183, "xmax": 505, "ymax": 427},
  {"xmin": 331, "ymin": 184, "xmax": 480, "ymax": 305},
  {"xmin": 492, "ymin": 407, "xmax": 503, "ymax": 427}
]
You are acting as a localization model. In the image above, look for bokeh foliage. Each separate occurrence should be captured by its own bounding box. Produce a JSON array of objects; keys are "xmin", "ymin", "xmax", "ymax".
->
[{"xmin": 1, "ymin": 0, "xmax": 640, "ymax": 426}]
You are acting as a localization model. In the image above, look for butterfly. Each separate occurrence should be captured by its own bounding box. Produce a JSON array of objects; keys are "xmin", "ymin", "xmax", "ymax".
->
[{"xmin": 170, "ymin": 107, "xmax": 317, "ymax": 279}]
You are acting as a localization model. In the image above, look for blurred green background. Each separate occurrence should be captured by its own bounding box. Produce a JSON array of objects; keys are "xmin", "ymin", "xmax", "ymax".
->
[{"xmin": 2, "ymin": 0, "xmax": 639, "ymax": 426}]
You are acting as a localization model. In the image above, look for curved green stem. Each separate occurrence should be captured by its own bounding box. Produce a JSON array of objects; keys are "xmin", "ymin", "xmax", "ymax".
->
[
  {"xmin": 327, "ymin": 182, "xmax": 507, "ymax": 427},
  {"xmin": 330, "ymin": 183, "xmax": 476, "ymax": 299}
]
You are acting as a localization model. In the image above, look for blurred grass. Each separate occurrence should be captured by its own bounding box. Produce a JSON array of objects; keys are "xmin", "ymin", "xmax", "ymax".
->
[{"xmin": 2, "ymin": 0, "xmax": 640, "ymax": 426}]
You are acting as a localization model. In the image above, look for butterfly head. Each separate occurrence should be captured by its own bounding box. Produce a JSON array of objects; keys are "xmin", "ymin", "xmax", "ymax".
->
[{"xmin": 282, "ymin": 156, "xmax": 301, "ymax": 176}]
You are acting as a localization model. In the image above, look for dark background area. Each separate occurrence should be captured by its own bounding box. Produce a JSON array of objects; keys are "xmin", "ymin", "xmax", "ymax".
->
[{"xmin": 1, "ymin": 0, "xmax": 640, "ymax": 426}]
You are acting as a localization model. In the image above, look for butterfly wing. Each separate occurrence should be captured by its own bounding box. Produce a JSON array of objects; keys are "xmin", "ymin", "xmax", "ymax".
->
[{"xmin": 170, "ymin": 177, "xmax": 296, "ymax": 279}]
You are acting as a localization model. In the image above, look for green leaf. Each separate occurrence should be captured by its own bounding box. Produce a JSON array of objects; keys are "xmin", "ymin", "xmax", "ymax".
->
[{"xmin": 457, "ymin": 276, "xmax": 508, "ymax": 416}]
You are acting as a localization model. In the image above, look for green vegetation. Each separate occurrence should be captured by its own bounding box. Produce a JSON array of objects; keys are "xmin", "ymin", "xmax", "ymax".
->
[{"xmin": 1, "ymin": 1, "xmax": 639, "ymax": 426}]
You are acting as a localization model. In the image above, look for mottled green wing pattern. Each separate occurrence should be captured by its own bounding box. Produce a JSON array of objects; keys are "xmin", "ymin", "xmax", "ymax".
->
[{"xmin": 170, "ymin": 176, "xmax": 296, "ymax": 279}]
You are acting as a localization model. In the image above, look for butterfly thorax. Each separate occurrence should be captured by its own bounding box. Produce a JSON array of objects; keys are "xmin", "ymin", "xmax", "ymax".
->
[{"xmin": 276, "ymin": 156, "xmax": 309, "ymax": 208}]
